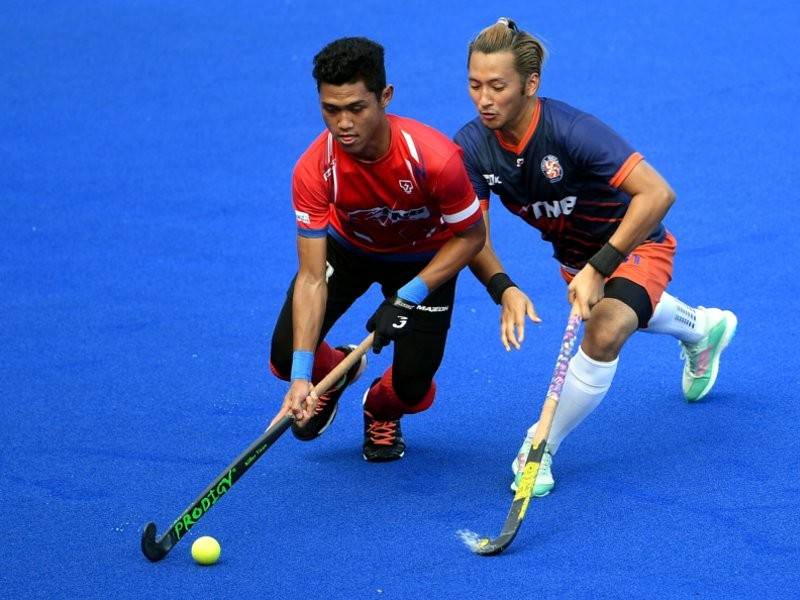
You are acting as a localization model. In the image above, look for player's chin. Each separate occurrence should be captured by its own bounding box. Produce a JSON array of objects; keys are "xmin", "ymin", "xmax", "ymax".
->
[
  {"xmin": 337, "ymin": 138, "xmax": 364, "ymax": 154},
  {"xmin": 479, "ymin": 114, "xmax": 504, "ymax": 129}
]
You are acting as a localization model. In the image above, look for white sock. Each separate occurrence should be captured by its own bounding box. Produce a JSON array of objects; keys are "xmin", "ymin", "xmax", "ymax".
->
[
  {"xmin": 529, "ymin": 347, "xmax": 618, "ymax": 455},
  {"xmin": 643, "ymin": 291, "xmax": 706, "ymax": 343}
]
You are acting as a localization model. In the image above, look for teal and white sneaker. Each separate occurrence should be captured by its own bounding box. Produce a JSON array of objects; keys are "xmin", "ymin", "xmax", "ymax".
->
[
  {"xmin": 679, "ymin": 307, "xmax": 738, "ymax": 402},
  {"xmin": 510, "ymin": 429, "xmax": 554, "ymax": 497}
]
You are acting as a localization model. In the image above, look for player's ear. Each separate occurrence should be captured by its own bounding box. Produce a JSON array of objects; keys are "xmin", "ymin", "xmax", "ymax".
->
[
  {"xmin": 379, "ymin": 84, "xmax": 394, "ymax": 109},
  {"xmin": 525, "ymin": 73, "xmax": 540, "ymax": 98}
]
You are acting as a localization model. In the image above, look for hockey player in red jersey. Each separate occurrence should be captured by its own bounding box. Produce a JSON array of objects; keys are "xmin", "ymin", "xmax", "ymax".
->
[{"xmin": 269, "ymin": 37, "xmax": 485, "ymax": 461}]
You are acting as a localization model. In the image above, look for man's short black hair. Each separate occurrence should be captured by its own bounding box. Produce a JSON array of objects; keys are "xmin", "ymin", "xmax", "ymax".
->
[{"xmin": 312, "ymin": 37, "xmax": 386, "ymax": 98}]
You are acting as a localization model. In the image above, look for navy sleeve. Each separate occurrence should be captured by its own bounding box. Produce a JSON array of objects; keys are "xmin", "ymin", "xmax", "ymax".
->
[
  {"xmin": 564, "ymin": 114, "xmax": 639, "ymax": 184},
  {"xmin": 454, "ymin": 126, "xmax": 490, "ymax": 201}
]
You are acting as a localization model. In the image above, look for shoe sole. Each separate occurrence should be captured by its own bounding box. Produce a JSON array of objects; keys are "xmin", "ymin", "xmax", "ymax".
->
[
  {"xmin": 686, "ymin": 310, "xmax": 737, "ymax": 402},
  {"xmin": 362, "ymin": 450, "xmax": 405, "ymax": 462}
]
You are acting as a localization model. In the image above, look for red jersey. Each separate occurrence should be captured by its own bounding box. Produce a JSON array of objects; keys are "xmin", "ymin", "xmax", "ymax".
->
[{"xmin": 292, "ymin": 114, "xmax": 481, "ymax": 258}]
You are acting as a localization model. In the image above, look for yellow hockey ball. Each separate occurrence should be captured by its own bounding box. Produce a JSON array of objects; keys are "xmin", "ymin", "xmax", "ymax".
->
[{"xmin": 191, "ymin": 536, "xmax": 221, "ymax": 565}]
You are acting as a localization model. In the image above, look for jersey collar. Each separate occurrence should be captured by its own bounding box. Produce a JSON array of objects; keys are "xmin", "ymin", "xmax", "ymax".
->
[{"xmin": 493, "ymin": 98, "xmax": 541, "ymax": 155}]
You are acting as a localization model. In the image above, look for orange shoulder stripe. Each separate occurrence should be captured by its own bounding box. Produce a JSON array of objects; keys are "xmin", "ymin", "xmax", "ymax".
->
[{"xmin": 609, "ymin": 152, "xmax": 644, "ymax": 188}]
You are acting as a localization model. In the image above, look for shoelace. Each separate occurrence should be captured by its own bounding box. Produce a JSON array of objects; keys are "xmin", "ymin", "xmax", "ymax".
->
[
  {"xmin": 312, "ymin": 393, "xmax": 330, "ymax": 415},
  {"xmin": 367, "ymin": 419, "xmax": 398, "ymax": 446},
  {"xmin": 539, "ymin": 452, "xmax": 552, "ymax": 476},
  {"xmin": 312, "ymin": 373, "xmax": 350, "ymax": 416}
]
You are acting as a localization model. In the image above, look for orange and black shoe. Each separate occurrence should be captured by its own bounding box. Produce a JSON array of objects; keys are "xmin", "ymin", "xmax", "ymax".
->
[
  {"xmin": 291, "ymin": 344, "xmax": 367, "ymax": 442},
  {"xmin": 362, "ymin": 380, "xmax": 406, "ymax": 461}
]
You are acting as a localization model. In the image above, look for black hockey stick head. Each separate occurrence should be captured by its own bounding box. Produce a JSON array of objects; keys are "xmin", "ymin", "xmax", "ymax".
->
[
  {"xmin": 141, "ymin": 521, "xmax": 171, "ymax": 562},
  {"xmin": 457, "ymin": 529, "xmax": 517, "ymax": 556},
  {"xmin": 457, "ymin": 445, "xmax": 543, "ymax": 556},
  {"xmin": 473, "ymin": 531, "xmax": 516, "ymax": 556}
]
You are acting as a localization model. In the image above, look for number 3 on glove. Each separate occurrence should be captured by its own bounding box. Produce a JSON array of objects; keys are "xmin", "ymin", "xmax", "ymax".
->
[{"xmin": 366, "ymin": 295, "xmax": 416, "ymax": 353}]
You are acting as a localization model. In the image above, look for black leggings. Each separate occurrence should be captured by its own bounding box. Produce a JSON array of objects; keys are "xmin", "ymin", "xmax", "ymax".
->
[{"xmin": 270, "ymin": 236, "xmax": 457, "ymax": 404}]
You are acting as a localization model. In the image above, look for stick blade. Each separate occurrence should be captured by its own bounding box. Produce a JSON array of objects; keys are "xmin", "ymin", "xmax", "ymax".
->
[
  {"xmin": 140, "ymin": 521, "xmax": 169, "ymax": 562},
  {"xmin": 473, "ymin": 532, "xmax": 515, "ymax": 556},
  {"xmin": 456, "ymin": 529, "xmax": 513, "ymax": 556}
]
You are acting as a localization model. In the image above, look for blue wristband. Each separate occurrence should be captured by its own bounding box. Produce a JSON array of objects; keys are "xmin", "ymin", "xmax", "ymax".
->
[
  {"xmin": 290, "ymin": 350, "xmax": 314, "ymax": 381},
  {"xmin": 396, "ymin": 276, "xmax": 429, "ymax": 305}
]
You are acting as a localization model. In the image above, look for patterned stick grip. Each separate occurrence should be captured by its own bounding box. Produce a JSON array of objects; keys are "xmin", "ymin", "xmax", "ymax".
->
[
  {"xmin": 514, "ymin": 312, "xmax": 582, "ymax": 471},
  {"xmin": 545, "ymin": 313, "xmax": 582, "ymax": 400}
]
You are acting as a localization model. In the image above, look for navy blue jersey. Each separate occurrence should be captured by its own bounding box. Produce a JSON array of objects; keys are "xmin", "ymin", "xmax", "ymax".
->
[{"xmin": 454, "ymin": 98, "xmax": 665, "ymax": 270}]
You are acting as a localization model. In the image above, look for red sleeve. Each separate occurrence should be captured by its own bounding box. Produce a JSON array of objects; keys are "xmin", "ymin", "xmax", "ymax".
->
[
  {"xmin": 432, "ymin": 151, "xmax": 482, "ymax": 233},
  {"xmin": 291, "ymin": 152, "xmax": 330, "ymax": 237}
]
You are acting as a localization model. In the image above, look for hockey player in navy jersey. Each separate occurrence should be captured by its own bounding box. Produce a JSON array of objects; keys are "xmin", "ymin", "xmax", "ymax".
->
[{"xmin": 455, "ymin": 18, "xmax": 737, "ymax": 496}]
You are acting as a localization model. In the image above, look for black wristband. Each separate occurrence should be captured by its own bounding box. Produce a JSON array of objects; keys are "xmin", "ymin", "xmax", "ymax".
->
[
  {"xmin": 587, "ymin": 242, "xmax": 627, "ymax": 277},
  {"xmin": 486, "ymin": 272, "xmax": 517, "ymax": 305}
]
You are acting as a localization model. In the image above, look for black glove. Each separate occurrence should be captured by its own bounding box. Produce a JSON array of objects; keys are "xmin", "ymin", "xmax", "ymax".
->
[{"xmin": 366, "ymin": 295, "xmax": 416, "ymax": 354}]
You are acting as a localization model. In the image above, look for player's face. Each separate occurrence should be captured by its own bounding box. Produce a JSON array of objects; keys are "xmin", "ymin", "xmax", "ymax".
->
[
  {"xmin": 319, "ymin": 80, "xmax": 393, "ymax": 160},
  {"xmin": 468, "ymin": 51, "xmax": 538, "ymax": 133}
]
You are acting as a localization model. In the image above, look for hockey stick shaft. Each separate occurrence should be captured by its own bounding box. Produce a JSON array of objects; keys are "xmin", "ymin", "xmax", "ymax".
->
[
  {"xmin": 141, "ymin": 333, "xmax": 374, "ymax": 562},
  {"xmin": 472, "ymin": 311, "xmax": 582, "ymax": 555}
]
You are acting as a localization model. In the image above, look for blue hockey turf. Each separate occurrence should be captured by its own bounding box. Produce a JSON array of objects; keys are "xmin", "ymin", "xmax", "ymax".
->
[{"xmin": 4, "ymin": 2, "xmax": 800, "ymax": 598}]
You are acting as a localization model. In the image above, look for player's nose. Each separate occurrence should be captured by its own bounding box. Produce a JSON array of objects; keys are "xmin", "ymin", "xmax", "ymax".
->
[
  {"xmin": 337, "ymin": 113, "xmax": 354, "ymax": 130},
  {"xmin": 478, "ymin": 89, "xmax": 493, "ymax": 108}
]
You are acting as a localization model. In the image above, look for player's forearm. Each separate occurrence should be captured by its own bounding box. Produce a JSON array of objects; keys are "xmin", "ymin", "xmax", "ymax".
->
[
  {"xmin": 291, "ymin": 275, "xmax": 327, "ymax": 352},
  {"xmin": 468, "ymin": 211, "xmax": 507, "ymax": 285},
  {"xmin": 416, "ymin": 219, "xmax": 486, "ymax": 293},
  {"xmin": 469, "ymin": 243, "xmax": 506, "ymax": 285},
  {"xmin": 607, "ymin": 189, "xmax": 675, "ymax": 254}
]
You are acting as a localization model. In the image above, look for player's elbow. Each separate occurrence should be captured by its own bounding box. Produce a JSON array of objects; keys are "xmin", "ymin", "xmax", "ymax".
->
[
  {"xmin": 654, "ymin": 183, "xmax": 676, "ymax": 212},
  {"xmin": 464, "ymin": 218, "xmax": 487, "ymax": 256},
  {"xmin": 663, "ymin": 181, "xmax": 676, "ymax": 205},
  {"xmin": 295, "ymin": 269, "xmax": 327, "ymax": 292}
]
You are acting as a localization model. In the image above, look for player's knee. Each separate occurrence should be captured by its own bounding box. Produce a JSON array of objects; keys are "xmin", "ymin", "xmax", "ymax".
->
[
  {"xmin": 394, "ymin": 378, "xmax": 436, "ymax": 414},
  {"xmin": 583, "ymin": 306, "xmax": 634, "ymax": 361},
  {"xmin": 364, "ymin": 370, "xmax": 435, "ymax": 419},
  {"xmin": 394, "ymin": 378, "xmax": 428, "ymax": 404}
]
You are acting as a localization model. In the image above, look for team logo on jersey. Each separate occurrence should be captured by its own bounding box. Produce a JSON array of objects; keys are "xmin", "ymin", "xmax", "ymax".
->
[
  {"xmin": 522, "ymin": 196, "xmax": 577, "ymax": 220},
  {"xmin": 323, "ymin": 159, "xmax": 336, "ymax": 181},
  {"xmin": 540, "ymin": 155, "xmax": 563, "ymax": 182},
  {"xmin": 348, "ymin": 206, "xmax": 430, "ymax": 226},
  {"xmin": 399, "ymin": 180, "xmax": 414, "ymax": 194},
  {"xmin": 516, "ymin": 158, "xmax": 525, "ymax": 168},
  {"xmin": 483, "ymin": 173, "xmax": 503, "ymax": 186}
]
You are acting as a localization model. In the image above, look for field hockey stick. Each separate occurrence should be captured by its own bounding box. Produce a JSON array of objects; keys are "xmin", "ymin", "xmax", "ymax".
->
[
  {"xmin": 464, "ymin": 309, "xmax": 582, "ymax": 556},
  {"xmin": 140, "ymin": 333, "xmax": 374, "ymax": 562}
]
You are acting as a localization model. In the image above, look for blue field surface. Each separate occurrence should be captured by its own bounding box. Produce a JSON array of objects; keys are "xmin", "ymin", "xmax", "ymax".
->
[{"xmin": 3, "ymin": 2, "xmax": 800, "ymax": 598}]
